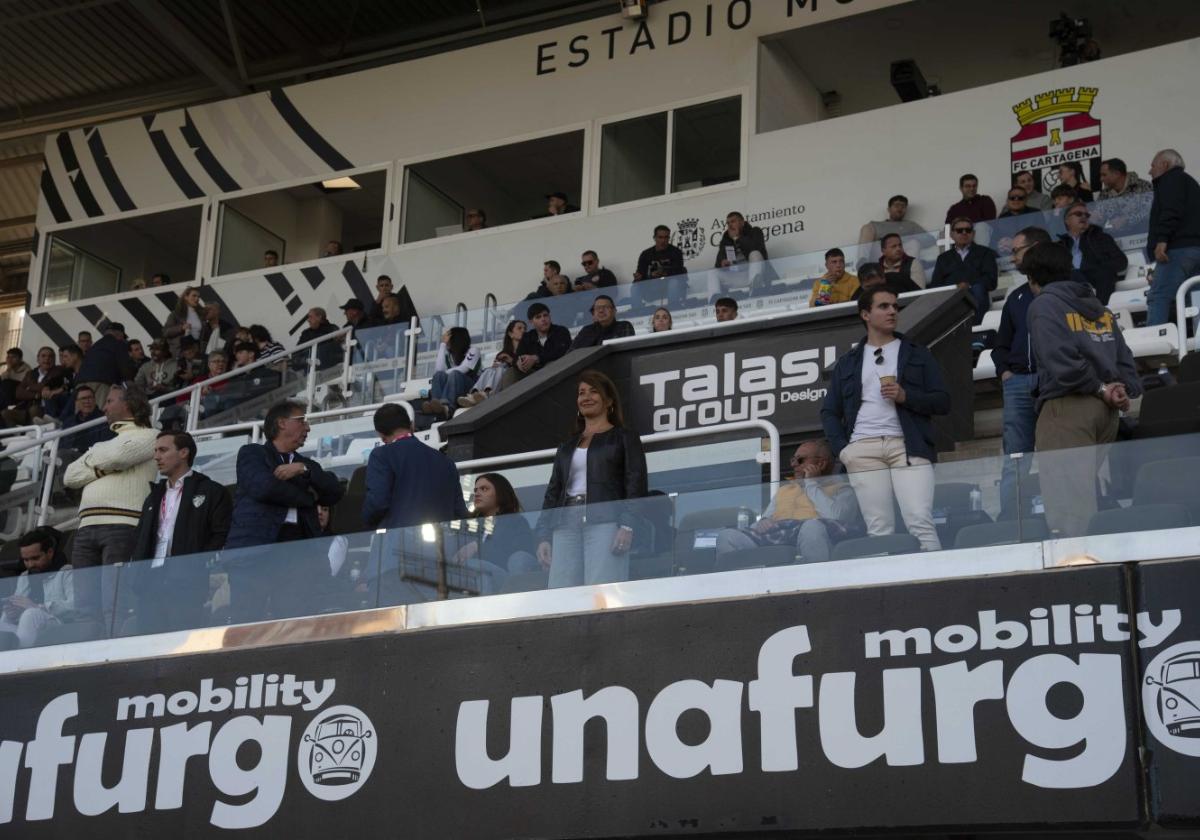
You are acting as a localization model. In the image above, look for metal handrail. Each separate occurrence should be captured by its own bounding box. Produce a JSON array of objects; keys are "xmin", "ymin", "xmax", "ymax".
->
[
  {"xmin": 482, "ymin": 292, "xmax": 497, "ymax": 342},
  {"xmin": 455, "ymin": 302, "xmax": 468, "ymax": 328},
  {"xmin": 190, "ymin": 398, "xmax": 416, "ymax": 441},
  {"xmin": 1173, "ymin": 274, "xmax": 1200, "ymax": 361}
]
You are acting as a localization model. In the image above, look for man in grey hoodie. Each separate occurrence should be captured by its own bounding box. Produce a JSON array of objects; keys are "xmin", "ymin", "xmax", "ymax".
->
[{"xmin": 1024, "ymin": 242, "xmax": 1141, "ymax": 537}]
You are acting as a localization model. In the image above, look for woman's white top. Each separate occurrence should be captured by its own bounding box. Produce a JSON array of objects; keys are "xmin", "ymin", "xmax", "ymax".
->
[{"xmin": 566, "ymin": 447, "xmax": 588, "ymax": 496}]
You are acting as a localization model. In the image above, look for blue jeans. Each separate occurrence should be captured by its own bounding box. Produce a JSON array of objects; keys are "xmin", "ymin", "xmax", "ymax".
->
[
  {"xmin": 1147, "ymin": 246, "xmax": 1200, "ymax": 326},
  {"xmin": 431, "ymin": 369, "xmax": 476, "ymax": 406},
  {"xmin": 548, "ymin": 507, "xmax": 626, "ymax": 588},
  {"xmin": 999, "ymin": 372, "xmax": 1037, "ymax": 517}
]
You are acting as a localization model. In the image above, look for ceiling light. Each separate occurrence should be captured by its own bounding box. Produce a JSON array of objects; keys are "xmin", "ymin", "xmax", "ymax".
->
[{"xmin": 321, "ymin": 176, "xmax": 360, "ymax": 190}]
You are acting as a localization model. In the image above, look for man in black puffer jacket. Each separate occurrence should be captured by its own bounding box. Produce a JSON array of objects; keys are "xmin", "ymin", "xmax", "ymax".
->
[{"xmin": 1145, "ymin": 149, "xmax": 1200, "ymax": 325}]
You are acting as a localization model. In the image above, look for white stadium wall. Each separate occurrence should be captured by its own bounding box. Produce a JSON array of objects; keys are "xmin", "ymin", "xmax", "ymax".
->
[{"xmin": 22, "ymin": 0, "xmax": 1200, "ymax": 355}]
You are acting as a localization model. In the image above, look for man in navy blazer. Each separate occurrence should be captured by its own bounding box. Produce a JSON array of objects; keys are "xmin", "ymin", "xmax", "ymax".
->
[
  {"xmin": 930, "ymin": 217, "xmax": 999, "ymax": 325},
  {"xmin": 225, "ymin": 400, "xmax": 344, "ymax": 622},
  {"xmin": 362, "ymin": 403, "xmax": 467, "ymax": 530}
]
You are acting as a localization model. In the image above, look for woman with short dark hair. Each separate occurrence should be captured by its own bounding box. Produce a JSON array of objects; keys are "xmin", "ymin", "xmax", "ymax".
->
[{"xmin": 422, "ymin": 326, "xmax": 479, "ymax": 419}]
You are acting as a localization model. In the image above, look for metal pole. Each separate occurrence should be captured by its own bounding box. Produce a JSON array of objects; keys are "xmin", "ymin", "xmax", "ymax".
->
[
  {"xmin": 341, "ymin": 330, "xmax": 354, "ymax": 391},
  {"xmin": 187, "ymin": 388, "xmax": 202, "ymax": 431},
  {"xmin": 483, "ymin": 292, "xmax": 497, "ymax": 342},
  {"xmin": 36, "ymin": 437, "xmax": 58, "ymax": 527},
  {"xmin": 405, "ymin": 316, "xmax": 420, "ymax": 382},
  {"xmin": 305, "ymin": 343, "xmax": 319, "ymax": 413}
]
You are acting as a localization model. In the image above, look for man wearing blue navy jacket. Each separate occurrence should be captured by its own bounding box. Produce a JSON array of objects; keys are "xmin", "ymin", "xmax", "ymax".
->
[{"xmin": 821, "ymin": 287, "xmax": 950, "ymax": 552}]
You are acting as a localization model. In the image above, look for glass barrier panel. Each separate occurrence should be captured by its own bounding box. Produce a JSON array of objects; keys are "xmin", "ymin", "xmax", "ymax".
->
[
  {"xmin": 0, "ymin": 434, "xmax": 50, "ymax": 543},
  {"xmin": 0, "ymin": 561, "xmax": 108, "ymax": 648},
  {"xmin": 349, "ymin": 321, "xmax": 409, "ymax": 401},
  {"xmin": 190, "ymin": 355, "xmax": 307, "ymax": 430},
  {"xmin": 192, "ymin": 433, "xmax": 252, "ymax": 488}
]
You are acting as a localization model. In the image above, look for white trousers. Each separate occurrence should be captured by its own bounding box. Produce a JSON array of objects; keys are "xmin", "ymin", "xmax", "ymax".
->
[{"xmin": 840, "ymin": 436, "xmax": 941, "ymax": 551}]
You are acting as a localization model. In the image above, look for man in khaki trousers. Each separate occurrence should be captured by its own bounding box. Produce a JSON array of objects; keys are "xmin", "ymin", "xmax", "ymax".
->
[{"xmin": 1024, "ymin": 242, "xmax": 1142, "ymax": 537}]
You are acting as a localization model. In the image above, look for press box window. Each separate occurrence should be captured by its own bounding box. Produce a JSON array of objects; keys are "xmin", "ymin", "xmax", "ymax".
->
[
  {"xmin": 40, "ymin": 205, "xmax": 203, "ymax": 306},
  {"xmin": 598, "ymin": 95, "xmax": 742, "ymax": 208}
]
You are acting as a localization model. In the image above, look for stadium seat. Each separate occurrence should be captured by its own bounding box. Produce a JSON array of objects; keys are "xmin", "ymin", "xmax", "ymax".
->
[
  {"xmin": 714, "ymin": 544, "xmax": 796, "ymax": 572},
  {"xmin": 1134, "ymin": 382, "xmax": 1200, "ymax": 438},
  {"xmin": 831, "ymin": 534, "xmax": 921, "ymax": 560},
  {"xmin": 672, "ymin": 507, "xmax": 745, "ymax": 575},
  {"xmin": 972, "ymin": 349, "xmax": 996, "ymax": 381},
  {"xmin": 1122, "ymin": 324, "xmax": 1180, "ymax": 359},
  {"xmin": 1087, "ymin": 504, "xmax": 1191, "ymax": 536},
  {"xmin": 1133, "ymin": 457, "xmax": 1200, "ymax": 522},
  {"xmin": 954, "ymin": 518, "xmax": 1049, "ymax": 548},
  {"xmin": 1179, "ymin": 352, "xmax": 1200, "ymax": 383}
]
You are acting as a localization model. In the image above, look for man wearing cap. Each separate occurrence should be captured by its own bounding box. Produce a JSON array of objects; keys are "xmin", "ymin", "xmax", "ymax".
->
[
  {"xmin": 570, "ymin": 295, "xmax": 634, "ymax": 349},
  {"xmin": 340, "ymin": 298, "xmax": 368, "ymax": 329},
  {"xmin": 545, "ymin": 191, "xmax": 579, "ymax": 216},
  {"xmin": 510, "ymin": 302, "xmax": 573, "ymax": 383},
  {"xmin": 76, "ymin": 322, "xmax": 137, "ymax": 408}
]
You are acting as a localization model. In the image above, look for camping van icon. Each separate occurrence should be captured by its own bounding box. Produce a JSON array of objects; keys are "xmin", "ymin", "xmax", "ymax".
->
[
  {"xmin": 298, "ymin": 705, "xmax": 378, "ymax": 801},
  {"xmin": 1146, "ymin": 649, "xmax": 1200, "ymax": 738}
]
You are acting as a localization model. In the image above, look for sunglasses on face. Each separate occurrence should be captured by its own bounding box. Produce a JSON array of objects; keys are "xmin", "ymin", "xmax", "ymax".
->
[
  {"xmin": 581, "ymin": 260, "xmax": 596, "ymax": 267},
  {"xmin": 953, "ymin": 227, "xmax": 974, "ymax": 234},
  {"xmin": 1068, "ymin": 211, "xmax": 1090, "ymax": 219},
  {"xmin": 1008, "ymin": 194, "xmax": 1025, "ymax": 200}
]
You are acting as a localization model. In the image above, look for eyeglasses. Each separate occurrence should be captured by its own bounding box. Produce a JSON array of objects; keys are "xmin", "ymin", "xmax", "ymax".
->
[
  {"xmin": 1007, "ymin": 194, "xmax": 1025, "ymax": 200},
  {"xmin": 874, "ymin": 347, "xmax": 884, "ymax": 365},
  {"xmin": 581, "ymin": 259, "xmax": 596, "ymax": 267},
  {"xmin": 953, "ymin": 227, "xmax": 974, "ymax": 234},
  {"xmin": 1067, "ymin": 211, "xmax": 1091, "ymax": 219}
]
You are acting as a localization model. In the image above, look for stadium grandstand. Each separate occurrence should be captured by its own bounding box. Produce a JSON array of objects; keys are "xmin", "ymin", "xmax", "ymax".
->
[{"xmin": 1, "ymin": 0, "xmax": 1200, "ymax": 836}]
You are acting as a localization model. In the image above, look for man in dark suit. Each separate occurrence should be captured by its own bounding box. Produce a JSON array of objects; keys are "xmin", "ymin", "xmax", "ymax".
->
[
  {"xmin": 128, "ymin": 431, "xmax": 232, "ymax": 633},
  {"xmin": 511, "ymin": 302, "xmax": 572, "ymax": 383},
  {"xmin": 1058, "ymin": 201, "xmax": 1128, "ymax": 304},
  {"xmin": 931, "ymin": 217, "xmax": 999, "ymax": 325},
  {"xmin": 224, "ymin": 400, "xmax": 344, "ymax": 622},
  {"xmin": 362, "ymin": 404, "xmax": 467, "ymax": 530}
]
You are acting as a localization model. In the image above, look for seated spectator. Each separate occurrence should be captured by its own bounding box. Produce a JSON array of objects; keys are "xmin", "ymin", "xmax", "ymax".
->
[
  {"xmin": 231, "ymin": 341, "xmax": 258, "ymax": 369},
  {"xmin": 163, "ymin": 286, "xmax": 204, "ymax": 359},
  {"xmin": 195, "ymin": 352, "xmax": 231, "ymax": 414},
  {"xmin": 58, "ymin": 343, "xmax": 83, "ymax": 382},
  {"xmin": 1058, "ymin": 201, "xmax": 1127, "ymax": 304},
  {"xmin": 297, "ymin": 307, "xmax": 342, "ymax": 369},
  {"xmin": 465, "ymin": 208, "xmax": 487, "ymax": 231},
  {"xmin": 76, "ymin": 322, "xmax": 136, "ymax": 407},
  {"xmin": 998, "ymin": 186, "xmax": 1037, "ymax": 218},
  {"xmin": 931, "ymin": 217, "xmax": 999, "ymax": 324},
  {"xmin": 369, "ymin": 274, "xmax": 394, "ymax": 320},
  {"xmin": 0, "ymin": 529, "xmax": 74, "ymax": 648},
  {"xmin": 249, "ymin": 324, "xmax": 285, "ymax": 360},
  {"xmin": 511, "ymin": 302, "xmax": 572, "ymax": 382},
  {"xmin": 323, "ymin": 240, "xmax": 343, "ymax": 257},
  {"xmin": 652, "ymin": 307, "xmax": 673, "ymax": 333},
  {"xmin": 42, "ymin": 344, "xmax": 80, "ymax": 423},
  {"xmin": 577, "ymin": 251, "xmax": 617, "ymax": 290},
  {"xmin": 857, "ymin": 195, "xmax": 924, "ymax": 249},
  {"xmin": 201, "ymin": 303, "xmax": 236, "ymax": 355},
  {"xmin": 134, "ymin": 340, "xmax": 178, "ymax": 398},
  {"xmin": 945, "ymin": 173, "xmax": 996, "ymax": 224},
  {"xmin": 459, "ymin": 321, "xmax": 525, "ymax": 408},
  {"xmin": 340, "ymin": 298, "xmax": 369, "ymax": 330},
  {"xmin": 1050, "ymin": 184, "xmax": 1078, "ymax": 210},
  {"xmin": 633, "ymin": 225, "xmax": 688, "ymax": 308},
  {"xmin": 127, "ymin": 339, "xmax": 149, "ymax": 371},
  {"xmin": 1098, "ymin": 157, "xmax": 1152, "ymax": 200},
  {"xmin": 421, "ymin": 326, "xmax": 480, "ymax": 420},
  {"xmin": 176, "ymin": 335, "xmax": 204, "ymax": 378},
  {"xmin": 1013, "ymin": 171, "xmax": 1052, "ymax": 211},
  {"xmin": 3, "ymin": 346, "xmax": 58, "ymax": 426},
  {"xmin": 451, "ymin": 473, "xmax": 539, "ymax": 590},
  {"xmin": 545, "ymin": 191, "xmax": 579, "ymax": 216},
  {"xmin": 77, "ymin": 331, "xmax": 93, "ymax": 355},
  {"xmin": 716, "ymin": 439, "xmax": 861, "ymax": 564},
  {"xmin": 0, "ymin": 348, "xmax": 31, "ymax": 411},
  {"xmin": 373, "ymin": 294, "xmax": 407, "ymax": 326},
  {"xmin": 715, "ymin": 211, "xmax": 773, "ymax": 296},
  {"xmin": 852, "ymin": 262, "xmax": 887, "ymax": 299},
  {"xmin": 714, "ymin": 297, "xmax": 738, "ymax": 322},
  {"xmin": 60, "ymin": 386, "xmax": 107, "ymax": 446},
  {"xmin": 879, "ymin": 233, "xmax": 927, "ymax": 293},
  {"xmin": 526, "ymin": 260, "xmax": 571, "ymax": 300},
  {"xmin": 263, "ymin": 249, "xmax": 279, "ymax": 267},
  {"xmin": 809, "ymin": 248, "xmax": 860, "ymax": 306},
  {"xmin": 150, "ymin": 272, "xmax": 170, "ymax": 287},
  {"xmin": 1057, "ymin": 162, "xmax": 1093, "ymax": 202},
  {"xmin": 570, "ymin": 295, "xmax": 634, "ymax": 349}
]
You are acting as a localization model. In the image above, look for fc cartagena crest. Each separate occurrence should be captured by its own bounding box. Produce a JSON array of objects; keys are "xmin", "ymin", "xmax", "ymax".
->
[
  {"xmin": 1010, "ymin": 86, "xmax": 1101, "ymax": 188},
  {"xmin": 672, "ymin": 217, "xmax": 706, "ymax": 261}
]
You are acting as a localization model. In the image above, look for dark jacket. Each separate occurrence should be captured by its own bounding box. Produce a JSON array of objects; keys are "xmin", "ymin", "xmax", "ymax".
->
[
  {"xmin": 130, "ymin": 471, "xmax": 233, "ymax": 562},
  {"xmin": 714, "ymin": 224, "xmax": 769, "ymax": 268},
  {"xmin": 992, "ymin": 282, "xmax": 1036, "ymax": 376},
  {"xmin": 1027, "ymin": 280, "xmax": 1142, "ymax": 411},
  {"xmin": 636, "ymin": 244, "xmax": 687, "ymax": 280},
  {"xmin": 76, "ymin": 334, "xmax": 136, "ymax": 386},
  {"xmin": 821, "ymin": 333, "xmax": 951, "ymax": 463},
  {"xmin": 536, "ymin": 427, "xmax": 648, "ymax": 539},
  {"xmin": 945, "ymin": 195, "xmax": 997, "ymax": 224},
  {"xmin": 1058, "ymin": 225, "xmax": 1128, "ymax": 304},
  {"xmin": 59, "ymin": 407, "xmax": 112, "ymax": 448},
  {"xmin": 515, "ymin": 324, "xmax": 572, "ymax": 370},
  {"xmin": 298, "ymin": 320, "xmax": 343, "ymax": 368},
  {"xmin": 931, "ymin": 244, "xmax": 999, "ymax": 293},
  {"xmin": 880, "ymin": 256, "xmax": 921, "ymax": 295},
  {"xmin": 14, "ymin": 366, "xmax": 62, "ymax": 404},
  {"xmin": 1147, "ymin": 165, "xmax": 1200, "ymax": 258},
  {"xmin": 998, "ymin": 205, "xmax": 1038, "ymax": 218},
  {"xmin": 578, "ymin": 268, "xmax": 617, "ymax": 289},
  {"xmin": 570, "ymin": 319, "xmax": 635, "ymax": 350},
  {"xmin": 362, "ymin": 436, "xmax": 467, "ymax": 530},
  {"xmin": 225, "ymin": 442, "xmax": 344, "ymax": 550}
]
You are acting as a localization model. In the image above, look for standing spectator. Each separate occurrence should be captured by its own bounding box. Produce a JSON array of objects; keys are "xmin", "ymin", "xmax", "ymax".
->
[
  {"xmin": 201, "ymin": 303, "xmax": 236, "ymax": 355},
  {"xmin": 421, "ymin": 326, "xmax": 480, "ymax": 419},
  {"xmin": 76, "ymin": 322, "xmax": 136, "ymax": 407},
  {"xmin": 465, "ymin": 208, "xmax": 487, "ymax": 231},
  {"xmin": 263, "ymin": 250, "xmax": 279, "ymax": 267},
  {"xmin": 452, "ymin": 473, "xmax": 539, "ymax": 584},
  {"xmin": 0, "ymin": 529, "xmax": 74, "ymax": 648},
  {"xmin": 362, "ymin": 403, "xmax": 466, "ymax": 530},
  {"xmin": 459, "ymin": 320, "xmax": 525, "ymax": 407},
  {"xmin": 570, "ymin": 295, "xmax": 634, "ymax": 349},
  {"xmin": 879, "ymin": 233, "xmax": 927, "ymax": 293},
  {"xmin": 1050, "ymin": 184, "xmax": 1078, "ymax": 210},
  {"xmin": 715, "ymin": 211, "xmax": 771, "ymax": 295},
  {"xmin": 577, "ymin": 251, "xmax": 617, "ymax": 290},
  {"xmin": 224, "ymin": 401, "xmax": 344, "ymax": 621},
  {"xmin": 76, "ymin": 331, "xmax": 93, "ymax": 355},
  {"xmin": 512, "ymin": 302, "xmax": 572, "ymax": 381},
  {"xmin": 809, "ymin": 248, "xmax": 860, "ymax": 306},
  {"xmin": 1014, "ymin": 171, "xmax": 1052, "ymax": 211},
  {"xmin": 545, "ymin": 191, "xmax": 578, "ymax": 215},
  {"xmin": 127, "ymin": 431, "xmax": 232, "ymax": 633},
  {"xmin": 857, "ymin": 195, "xmax": 924, "ymax": 250},
  {"xmin": 945, "ymin": 174, "xmax": 997, "ymax": 224},
  {"xmin": 369, "ymin": 275, "xmax": 395, "ymax": 321},
  {"xmin": 651, "ymin": 307, "xmax": 673, "ymax": 333},
  {"xmin": 3, "ymin": 347, "xmax": 58, "ymax": 426},
  {"xmin": 993, "ymin": 226, "xmax": 1051, "ymax": 518},
  {"xmin": 998, "ymin": 187, "xmax": 1037, "ymax": 219},
  {"xmin": 716, "ymin": 440, "xmax": 861, "ymax": 564},
  {"xmin": 536, "ymin": 370, "xmax": 647, "ymax": 587},
  {"xmin": 1024, "ymin": 242, "xmax": 1141, "ymax": 537},
  {"xmin": 1098, "ymin": 158, "xmax": 1152, "ymax": 201},
  {"xmin": 297, "ymin": 307, "xmax": 342, "ymax": 369},
  {"xmin": 162, "ymin": 286, "xmax": 204, "ymax": 359},
  {"xmin": 1058, "ymin": 201, "xmax": 1128, "ymax": 304},
  {"xmin": 931, "ymin": 218, "xmax": 999, "ymax": 324},
  {"xmin": 1057, "ymin": 162, "xmax": 1093, "ymax": 203},
  {"xmin": 63, "ymin": 384, "xmax": 158, "ymax": 624},
  {"xmin": 1145, "ymin": 149, "xmax": 1200, "ymax": 325},
  {"xmin": 714, "ymin": 297, "xmax": 738, "ymax": 322},
  {"xmin": 634, "ymin": 225, "xmax": 687, "ymax": 306},
  {"xmin": 249, "ymin": 324, "xmax": 285, "ymax": 360},
  {"xmin": 821, "ymin": 288, "xmax": 950, "ymax": 552},
  {"xmin": 134, "ymin": 340, "xmax": 178, "ymax": 398},
  {"xmin": 127, "ymin": 340, "xmax": 149, "ymax": 371},
  {"xmin": 0, "ymin": 349, "xmax": 30, "ymax": 412}
]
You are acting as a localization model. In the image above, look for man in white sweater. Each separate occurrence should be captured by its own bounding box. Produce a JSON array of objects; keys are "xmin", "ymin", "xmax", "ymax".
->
[{"xmin": 63, "ymin": 384, "xmax": 158, "ymax": 627}]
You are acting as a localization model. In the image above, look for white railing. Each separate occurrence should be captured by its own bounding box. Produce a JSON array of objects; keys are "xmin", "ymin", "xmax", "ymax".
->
[{"xmin": 1174, "ymin": 274, "xmax": 1200, "ymax": 360}]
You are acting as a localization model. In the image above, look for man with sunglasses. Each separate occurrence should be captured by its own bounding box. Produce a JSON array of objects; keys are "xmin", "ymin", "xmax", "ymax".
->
[
  {"xmin": 999, "ymin": 187, "xmax": 1037, "ymax": 219},
  {"xmin": 1057, "ymin": 200, "xmax": 1127, "ymax": 304},
  {"xmin": 931, "ymin": 217, "xmax": 999, "ymax": 325},
  {"xmin": 576, "ymin": 250, "xmax": 617, "ymax": 291},
  {"xmin": 822, "ymin": 288, "xmax": 950, "ymax": 552}
]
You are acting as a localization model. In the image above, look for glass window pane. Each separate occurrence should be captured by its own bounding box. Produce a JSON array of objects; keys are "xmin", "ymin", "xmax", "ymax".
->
[
  {"xmin": 599, "ymin": 112, "xmax": 667, "ymax": 207},
  {"xmin": 215, "ymin": 205, "xmax": 286, "ymax": 276},
  {"xmin": 402, "ymin": 169, "xmax": 464, "ymax": 244},
  {"xmin": 672, "ymin": 96, "xmax": 741, "ymax": 193}
]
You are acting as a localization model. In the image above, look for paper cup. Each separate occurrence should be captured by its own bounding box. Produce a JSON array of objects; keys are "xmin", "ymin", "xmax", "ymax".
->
[{"xmin": 879, "ymin": 375, "xmax": 897, "ymax": 386}]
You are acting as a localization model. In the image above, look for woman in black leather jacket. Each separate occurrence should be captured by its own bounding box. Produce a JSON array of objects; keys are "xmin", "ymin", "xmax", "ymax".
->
[{"xmin": 536, "ymin": 370, "xmax": 648, "ymax": 587}]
